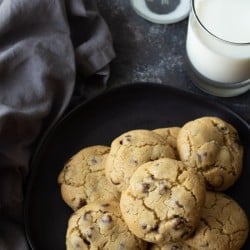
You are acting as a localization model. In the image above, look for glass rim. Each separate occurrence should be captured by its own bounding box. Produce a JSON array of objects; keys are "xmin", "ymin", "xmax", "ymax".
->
[{"xmin": 191, "ymin": 0, "xmax": 250, "ymax": 46}]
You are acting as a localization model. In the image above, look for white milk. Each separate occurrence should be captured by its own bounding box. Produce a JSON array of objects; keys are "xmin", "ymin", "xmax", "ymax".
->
[{"xmin": 186, "ymin": 0, "xmax": 250, "ymax": 84}]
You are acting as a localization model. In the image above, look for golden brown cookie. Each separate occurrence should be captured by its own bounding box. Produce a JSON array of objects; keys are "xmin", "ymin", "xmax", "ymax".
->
[
  {"xmin": 150, "ymin": 192, "xmax": 249, "ymax": 250},
  {"xmin": 153, "ymin": 127, "xmax": 181, "ymax": 159},
  {"xmin": 66, "ymin": 201, "xmax": 147, "ymax": 250},
  {"xmin": 177, "ymin": 116, "xmax": 243, "ymax": 191},
  {"xmin": 105, "ymin": 129, "xmax": 176, "ymax": 192},
  {"xmin": 184, "ymin": 192, "xmax": 249, "ymax": 250},
  {"xmin": 58, "ymin": 145, "xmax": 120, "ymax": 210},
  {"xmin": 120, "ymin": 158, "xmax": 206, "ymax": 245}
]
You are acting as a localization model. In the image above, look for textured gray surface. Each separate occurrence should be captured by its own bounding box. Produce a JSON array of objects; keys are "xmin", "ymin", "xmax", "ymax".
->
[{"xmin": 96, "ymin": 0, "xmax": 250, "ymax": 124}]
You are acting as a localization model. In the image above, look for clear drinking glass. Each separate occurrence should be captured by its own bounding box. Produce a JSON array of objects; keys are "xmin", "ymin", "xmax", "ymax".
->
[{"xmin": 186, "ymin": 0, "xmax": 250, "ymax": 97}]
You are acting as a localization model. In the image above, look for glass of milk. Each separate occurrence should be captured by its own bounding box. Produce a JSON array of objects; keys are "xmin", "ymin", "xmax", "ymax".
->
[{"xmin": 186, "ymin": 0, "xmax": 250, "ymax": 97}]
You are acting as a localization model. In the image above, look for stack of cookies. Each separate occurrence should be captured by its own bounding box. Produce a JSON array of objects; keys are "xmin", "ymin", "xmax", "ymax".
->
[{"xmin": 58, "ymin": 116, "xmax": 249, "ymax": 250}]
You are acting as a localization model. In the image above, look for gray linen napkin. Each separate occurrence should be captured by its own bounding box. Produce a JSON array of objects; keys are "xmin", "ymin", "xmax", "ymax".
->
[{"xmin": 0, "ymin": 0, "xmax": 115, "ymax": 249}]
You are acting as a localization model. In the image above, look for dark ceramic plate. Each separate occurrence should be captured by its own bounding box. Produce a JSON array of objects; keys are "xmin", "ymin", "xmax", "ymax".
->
[{"xmin": 24, "ymin": 83, "xmax": 250, "ymax": 250}]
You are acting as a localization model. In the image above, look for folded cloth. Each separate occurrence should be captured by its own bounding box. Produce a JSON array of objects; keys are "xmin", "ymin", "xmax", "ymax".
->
[{"xmin": 0, "ymin": 0, "xmax": 115, "ymax": 249}]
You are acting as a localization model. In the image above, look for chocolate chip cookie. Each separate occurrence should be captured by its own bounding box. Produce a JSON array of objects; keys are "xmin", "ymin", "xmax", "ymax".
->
[
  {"xmin": 58, "ymin": 145, "xmax": 120, "ymax": 210},
  {"xmin": 120, "ymin": 158, "xmax": 206, "ymax": 245},
  {"xmin": 105, "ymin": 129, "xmax": 176, "ymax": 192},
  {"xmin": 66, "ymin": 201, "xmax": 147, "ymax": 250},
  {"xmin": 149, "ymin": 192, "xmax": 249, "ymax": 250},
  {"xmin": 185, "ymin": 191, "xmax": 249, "ymax": 250},
  {"xmin": 177, "ymin": 117, "xmax": 243, "ymax": 190}
]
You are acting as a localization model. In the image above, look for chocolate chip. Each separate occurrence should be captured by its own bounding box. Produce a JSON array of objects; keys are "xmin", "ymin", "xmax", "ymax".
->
[
  {"xmin": 142, "ymin": 183, "xmax": 150, "ymax": 193},
  {"xmin": 120, "ymin": 135, "xmax": 132, "ymax": 145},
  {"xmin": 90, "ymin": 157, "xmax": 98, "ymax": 165},
  {"xmin": 197, "ymin": 152, "xmax": 208, "ymax": 163},
  {"xmin": 83, "ymin": 211, "xmax": 92, "ymax": 221},
  {"xmin": 101, "ymin": 203, "xmax": 110, "ymax": 207},
  {"xmin": 173, "ymin": 216, "xmax": 187, "ymax": 230},
  {"xmin": 141, "ymin": 223, "xmax": 158, "ymax": 233},
  {"xmin": 219, "ymin": 126, "xmax": 229, "ymax": 134},
  {"xmin": 141, "ymin": 223, "xmax": 152, "ymax": 232},
  {"xmin": 77, "ymin": 199, "xmax": 86, "ymax": 209},
  {"xmin": 101, "ymin": 214, "xmax": 113, "ymax": 223},
  {"xmin": 159, "ymin": 181, "xmax": 168, "ymax": 195},
  {"xmin": 84, "ymin": 227, "xmax": 94, "ymax": 242}
]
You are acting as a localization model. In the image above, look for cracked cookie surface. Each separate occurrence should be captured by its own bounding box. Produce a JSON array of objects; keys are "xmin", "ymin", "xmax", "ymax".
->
[
  {"xmin": 66, "ymin": 201, "xmax": 147, "ymax": 250},
  {"xmin": 105, "ymin": 129, "xmax": 176, "ymax": 192},
  {"xmin": 58, "ymin": 145, "xmax": 120, "ymax": 210},
  {"xmin": 184, "ymin": 191, "xmax": 249, "ymax": 250},
  {"xmin": 153, "ymin": 127, "xmax": 181, "ymax": 159},
  {"xmin": 177, "ymin": 117, "xmax": 243, "ymax": 191},
  {"xmin": 120, "ymin": 158, "xmax": 206, "ymax": 245},
  {"xmin": 147, "ymin": 192, "xmax": 249, "ymax": 250}
]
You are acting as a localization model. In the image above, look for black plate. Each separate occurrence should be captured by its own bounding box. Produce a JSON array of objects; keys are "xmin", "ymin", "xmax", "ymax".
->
[{"xmin": 24, "ymin": 83, "xmax": 250, "ymax": 250}]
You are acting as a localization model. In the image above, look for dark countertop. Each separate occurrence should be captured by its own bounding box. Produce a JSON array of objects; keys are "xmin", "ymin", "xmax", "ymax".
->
[{"xmin": 96, "ymin": 1, "xmax": 250, "ymax": 124}]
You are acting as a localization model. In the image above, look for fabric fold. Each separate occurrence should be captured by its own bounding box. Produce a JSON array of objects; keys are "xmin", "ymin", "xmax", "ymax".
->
[
  {"xmin": 0, "ymin": 0, "xmax": 115, "ymax": 249},
  {"xmin": 66, "ymin": 0, "xmax": 116, "ymax": 76}
]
